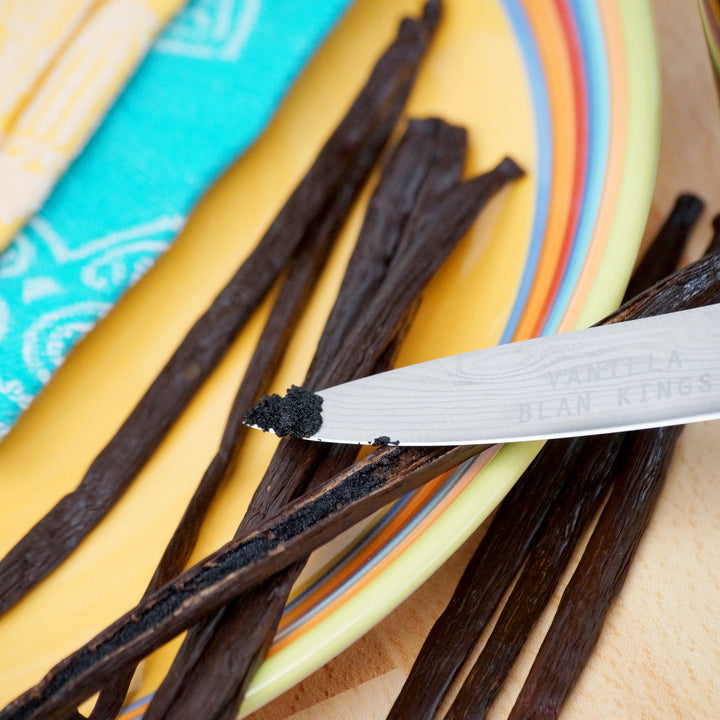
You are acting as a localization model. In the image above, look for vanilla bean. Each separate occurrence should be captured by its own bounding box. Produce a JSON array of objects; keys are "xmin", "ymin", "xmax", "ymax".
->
[
  {"xmin": 387, "ymin": 437, "xmax": 584, "ymax": 720},
  {"xmin": 148, "ymin": 349, "xmax": 411, "ymax": 720},
  {"xmin": 147, "ymin": 331, "xmax": 417, "ymax": 720},
  {"xmin": 441, "ymin": 196, "xmax": 709, "ymax": 720},
  {"xmin": 309, "ymin": 116, "xmax": 454, "ymax": 371},
  {"xmin": 0, "ymin": 0, "xmax": 433, "ymax": 619},
  {"xmin": 606, "ymin": 251, "xmax": 720, "ymax": 323},
  {"xmin": 318, "ymin": 156, "xmax": 524, "ymax": 392},
  {"xmin": 146, "ymin": 436, "xmax": 379, "ymax": 720},
  {"xmin": 623, "ymin": 193, "xmax": 703, "ymax": 302},
  {"xmin": 508, "ymin": 426, "xmax": 683, "ymax": 720},
  {"xmin": 705, "ymin": 213, "xmax": 720, "ymax": 256},
  {"xmin": 149, "ymin": 313, "xmax": 420, "ymax": 720}
]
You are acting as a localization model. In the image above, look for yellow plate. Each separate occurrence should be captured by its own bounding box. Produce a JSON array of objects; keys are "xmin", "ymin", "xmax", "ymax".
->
[{"xmin": 0, "ymin": 0, "xmax": 659, "ymax": 715}]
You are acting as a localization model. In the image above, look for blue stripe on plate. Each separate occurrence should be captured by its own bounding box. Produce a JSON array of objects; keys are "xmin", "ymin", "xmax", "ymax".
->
[{"xmin": 497, "ymin": 0, "xmax": 553, "ymax": 345}]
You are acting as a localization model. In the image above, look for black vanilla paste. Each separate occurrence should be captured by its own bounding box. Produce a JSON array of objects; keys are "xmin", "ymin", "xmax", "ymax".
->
[{"xmin": 245, "ymin": 385, "xmax": 323, "ymax": 438}]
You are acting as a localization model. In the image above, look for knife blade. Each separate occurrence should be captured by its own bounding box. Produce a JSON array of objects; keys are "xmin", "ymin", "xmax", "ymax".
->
[{"xmin": 247, "ymin": 304, "xmax": 720, "ymax": 445}]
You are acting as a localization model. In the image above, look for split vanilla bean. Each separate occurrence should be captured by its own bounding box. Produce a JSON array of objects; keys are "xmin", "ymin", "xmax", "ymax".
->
[
  {"xmin": 0, "ymin": 0, "xmax": 437, "ymax": 617},
  {"xmin": 0, "ymin": 444, "xmax": 482, "ymax": 720}
]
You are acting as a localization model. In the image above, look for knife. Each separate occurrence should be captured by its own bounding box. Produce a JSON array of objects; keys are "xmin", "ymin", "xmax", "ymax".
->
[{"xmin": 246, "ymin": 304, "xmax": 720, "ymax": 446}]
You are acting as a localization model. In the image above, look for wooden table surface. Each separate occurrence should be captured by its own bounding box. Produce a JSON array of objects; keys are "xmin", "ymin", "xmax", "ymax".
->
[{"xmin": 247, "ymin": 2, "xmax": 720, "ymax": 718}]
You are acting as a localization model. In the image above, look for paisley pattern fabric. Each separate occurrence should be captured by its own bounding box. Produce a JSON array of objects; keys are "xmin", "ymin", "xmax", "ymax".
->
[{"xmin": 0, "ymin": 0, "xmax": 354, "ymax": 439}]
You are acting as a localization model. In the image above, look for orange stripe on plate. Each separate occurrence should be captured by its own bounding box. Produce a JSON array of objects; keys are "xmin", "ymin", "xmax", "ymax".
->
[
  {"xmin": 118, "ymin": 704, "xmax": 146, "ymax": 719},
  {"xmin": 557, "ymin": 0, "xmax": 629, "ymax": 331}
]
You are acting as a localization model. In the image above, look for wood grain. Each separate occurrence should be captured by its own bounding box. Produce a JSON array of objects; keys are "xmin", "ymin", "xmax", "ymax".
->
[{"xmin": 247, "ymin": 1, "xmax": 720, "ymax": 718}]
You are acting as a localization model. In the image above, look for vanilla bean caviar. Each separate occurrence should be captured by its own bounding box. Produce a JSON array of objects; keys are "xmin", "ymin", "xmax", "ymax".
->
[{"xmin": 245, "ymin": 385, "xmax": 323, "ymax": 438}]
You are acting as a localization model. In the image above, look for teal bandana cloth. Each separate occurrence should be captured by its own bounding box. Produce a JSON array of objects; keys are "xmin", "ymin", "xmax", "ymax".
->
[{"xmin": 0, "ymin": 0, "xmax": 353, "ymax": 439}]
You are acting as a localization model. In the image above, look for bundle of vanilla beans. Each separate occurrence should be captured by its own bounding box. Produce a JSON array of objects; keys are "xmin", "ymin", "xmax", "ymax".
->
[
  {"xmin": 3, "ymin": 0, "xmax": 720, "ymax": 717},
  {"xmin": 386, "ymin": 193, "xmax": 719, "ymax": 720}
]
